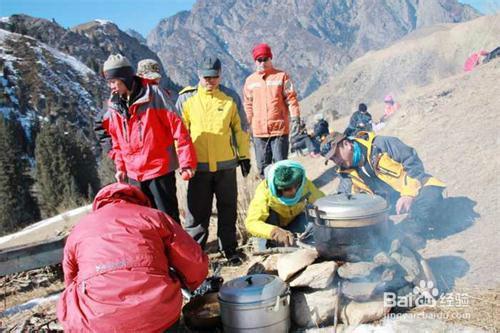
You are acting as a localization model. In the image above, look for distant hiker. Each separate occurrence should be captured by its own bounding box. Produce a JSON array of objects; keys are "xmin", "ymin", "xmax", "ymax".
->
[
  {"xmin": 380, "ymin": 95, "xmax": 400, "ymax": 123},
  {"xmin": 243, "ymin": 43, "xmax": 301, "ymax": 178},
  {"xmin": 464, "ymin": 50, "xmax": 488, "ymax": 72},
  {"xmin": 345, "ymin": 103, "xmax": 373, "ymax": 136},
  {"xmin": 137, "ymin": 58, "xmax": 162, "ymax": 84},
  {"xmin": 245, "ymin": 160, "xmax": 324, "ymax": 249},
  {"xmin": 312, "ymin": 113, "xmax": 329, "ymax": 142},
  {"xmin": 175, "ymin": 56, "xmax": 250, "ymax": 265},
  {"xmin": 99, "ymin": 54, "xmax": 196, "ymax": 222},
  {"xmin": 323, "ymin": 131, "xmax": 445, "ymax": 238},
  {"xmin": 57, "ymin": 183, "xmax": 208, "ymax": 332},
  {"xmin": 290, "ymin": 120, "xmax": 320, "ymax": 157}
]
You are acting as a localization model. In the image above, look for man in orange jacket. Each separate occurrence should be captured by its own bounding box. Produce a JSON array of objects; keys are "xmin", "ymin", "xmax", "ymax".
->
[
  {"xmin": 243, "ymin": 43, "xmax": 301, "ymax": 178},
  {"xmin": 57, "ymin": 183, "xmax": 208, "ymax": 332}
]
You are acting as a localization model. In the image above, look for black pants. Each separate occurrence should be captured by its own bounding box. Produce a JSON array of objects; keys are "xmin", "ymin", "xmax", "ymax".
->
[
  {"xmin": 254, "ymin": 136, "xmax": 289, "ymax": 178},
  {"xmin": 394, "ymin": 186, "xmax": 444, "ymax": 233},
  {"xmin": 130, "ymin": 171, "xmax": 180, "ymax": 223},
  {"xmin": 184, "ymin": 168, "xmax": 238, "ymax": 253}
]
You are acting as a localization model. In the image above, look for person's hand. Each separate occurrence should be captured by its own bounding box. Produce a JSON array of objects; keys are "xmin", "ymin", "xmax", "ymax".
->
[
  {"xmin": 396, "ymin": 196, "xmax": 414, "ymax": 214},
  {"xmin": 180, "ymin": 168, "xmax": 195, "ymax": 181},
  {"xmin": 270, "ymin": 227, "xmax": 295, "ymax": 247},
  {"xmin": 239, "ymin": 159, "xmax": 251, "ymax": 177},
  {"xmin": 115, "ymin": 170, "xmax": 127, "ymax": 183}
]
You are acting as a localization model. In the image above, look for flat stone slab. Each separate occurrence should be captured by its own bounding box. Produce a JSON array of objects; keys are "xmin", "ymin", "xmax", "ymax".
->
[
  {"xmin": 341, "ymin": 281, "xmax": 379, "ymax": 302},
  {"xmin": 277, "ymin": 248, "xmax": 319, "ymax": 281},
  {"xmin": 340, "ymin": 297, "xmax": 392, "ymax": 326},
  {"xmin": 337, "ymin": 261, "xmax": 381, "ymax": 280},
  {"xmin": 291, "ymin": 288, "xmax": 339, "ymax": 328},
  {"xmin": 289, "ymin": 261, "xmax": 338, "ymax": 289}
]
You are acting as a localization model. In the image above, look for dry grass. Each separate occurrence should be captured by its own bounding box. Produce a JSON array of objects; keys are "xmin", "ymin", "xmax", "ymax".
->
[{"xmin": 409, "ymin": 286, "xmax": 500, "ymax": 332}]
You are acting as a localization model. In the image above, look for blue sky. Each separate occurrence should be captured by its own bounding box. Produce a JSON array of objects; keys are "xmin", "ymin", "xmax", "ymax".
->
[
  {"xmin": 1, "ymin": 0, "xmax": 498, "ymax": 37},
  {"xmin": 1, "ymin": 0, "xmax": 196, "ymax": 37}
]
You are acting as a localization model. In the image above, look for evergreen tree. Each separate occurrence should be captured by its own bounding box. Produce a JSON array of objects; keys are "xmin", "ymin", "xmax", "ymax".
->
[
  {"xmin": 35, "ymin": 122, "xmax": 100, "ymax": 217},
  {"xmin": 0, "ymin": 115, "xmax": 40, "ymax": 235}
]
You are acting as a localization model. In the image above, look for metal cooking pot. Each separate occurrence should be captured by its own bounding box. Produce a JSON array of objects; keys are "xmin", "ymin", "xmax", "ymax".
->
[
  {"xmin": 218, "ymin": 274, "xmax": 290, "ymax": 333},
  {"xmin": 309, "ymin": 193, "xmax": 390, "ymax": 261}
]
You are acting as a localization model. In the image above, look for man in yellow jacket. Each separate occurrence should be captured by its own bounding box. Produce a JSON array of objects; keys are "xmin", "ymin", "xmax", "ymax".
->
[
  {"xmin": 245, "ymin": 160, "xmax": 324, "ymax": 249},
  {"xmin": 176, "ymin": 56, "xmax": 251, "ymax": 264},
  {"xmin": 324, "ymin": 131, "xmax": 445, "ymax": 235}
]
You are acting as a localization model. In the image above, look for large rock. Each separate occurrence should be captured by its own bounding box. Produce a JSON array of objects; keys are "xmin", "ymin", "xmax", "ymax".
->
[
  {"xmin": 337, "ymin": 261, "xmax": 381, "ymax": 280},
  {"xmin": 246, "ymin": 254, "xmax": 281, "ymax": 275},
  {"xmin": 277, "ymin": 249, "xmax": 318, "ymax": 281},
  {"xmin": 390, "ymin": 245, "xmax": 422, "ymax": 283},
  {"xmin": 341, "ymin": 281, "xmax": 379, "ymax": 302},
  {"xmin": 291, "ymin": 288, "xmax": 339, "ymax": 328},
  {"xmin": 289, "ymin": 261, "xmax": 338, "ymax": 289},
  {"xmin": 340, "ymin": 297, "xmax": 392, "ymax": 325}
]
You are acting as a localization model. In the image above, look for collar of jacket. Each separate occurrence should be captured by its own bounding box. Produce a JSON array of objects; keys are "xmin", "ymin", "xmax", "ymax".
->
[
  {"xmin": 257, "ymin": 67, "xmax": 276, "ymax": 77},
  {"xmin": 110, "ymin": 84, "xmax": 152, "ymax": 117},
  {"xmin": 197, "ymin": 84, "xmax": 219, "ymax": 96}
]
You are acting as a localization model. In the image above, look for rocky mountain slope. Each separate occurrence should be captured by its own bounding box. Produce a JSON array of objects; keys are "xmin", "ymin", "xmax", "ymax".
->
[
  {"xmin": 0, "ymin": 15, "xmax": 178, "ymax": 91},
  {"xmin": 0, "ymin": 15, "xmax": 181, "ymax": 152},
  {"xmin": 301, "ymin": 14, "xmax": 499, "ymax": 121},
  {"xmin": 148, "ymin": 0, "xmax": 479, "ymax": 97},
  {"xmin": 0, "ymin": 28, "xmax": 102, "ymax": 139}
]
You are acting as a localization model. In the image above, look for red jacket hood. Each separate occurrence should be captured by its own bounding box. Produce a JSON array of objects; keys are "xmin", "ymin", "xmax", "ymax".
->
[{"xmin": 92, "ymin": 183, "xmax": 151, "ymax": 211}]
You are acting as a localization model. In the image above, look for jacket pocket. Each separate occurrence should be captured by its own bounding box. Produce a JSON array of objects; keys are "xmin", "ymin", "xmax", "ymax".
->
[{"xmin": 376, "ymin": 153, "xmax": 403, "ymax": 178}]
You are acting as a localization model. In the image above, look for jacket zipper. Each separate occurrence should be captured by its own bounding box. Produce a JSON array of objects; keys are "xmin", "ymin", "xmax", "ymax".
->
[
  {"xmin": 122, "ymin": 119, "xmax": 129, "ymax": 143},
  {"xmin": 138, "ymin": 120, "xmax": 143, "ymax": 142}
]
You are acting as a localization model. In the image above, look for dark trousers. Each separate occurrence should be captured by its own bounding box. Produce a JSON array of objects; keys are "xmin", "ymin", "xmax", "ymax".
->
[
  {"xmin": 254, "ymin": 136, "xmax": 289, "ymax": 178},
  {"xmin": 184, "ymin": 168, "xmax": 238, "ymax": 253},
  {"xmin": 292, "ymin": 135, "xmax": 319, "ymax": 153},
  {"xmin": 129, "ymin": 171, "xmax": 180, "ymax": 223},
  {"xmin": 394, "ymin": 186, "xmax": 444, "ymax": 233}
]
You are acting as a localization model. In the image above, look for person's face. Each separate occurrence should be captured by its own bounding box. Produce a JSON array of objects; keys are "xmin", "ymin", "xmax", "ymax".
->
[
  {"xmin": 255, "ymin": 57, "xmax": 272, "ymax": 71},
  {"xmin": 279, "ymin": 184, "xmax": 299, "ymax": 198},
  {"xmin": 330, "ymin": 140, "xmax": 353, "ymax": 168},
  {"xmin": 199, "ymin": 75, "xmax": 221, "ymax": 91},
  {"xmin": 107, "ymin": 79, "xmax": 129, "ymax": 95}
]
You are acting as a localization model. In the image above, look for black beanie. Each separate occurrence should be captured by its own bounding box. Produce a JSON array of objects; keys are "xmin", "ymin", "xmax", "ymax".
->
[{"xmin": 358, "ymin": 103, "xmax": 368, "ymax": 112}]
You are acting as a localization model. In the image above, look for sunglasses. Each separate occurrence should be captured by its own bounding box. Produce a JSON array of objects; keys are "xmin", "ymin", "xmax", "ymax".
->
[
  {"xmin": 256, "ymin": 57, "xmax": 269, "ymax": 63},
  {"xmin": 203, "ymin": 76, "xmax": 220, "ymax": 80}
]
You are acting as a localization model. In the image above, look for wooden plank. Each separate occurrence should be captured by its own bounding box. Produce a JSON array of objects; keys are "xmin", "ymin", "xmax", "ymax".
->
[{"xmin": 0, "ymin": 236, "xmax": 66, "ymax": 276}]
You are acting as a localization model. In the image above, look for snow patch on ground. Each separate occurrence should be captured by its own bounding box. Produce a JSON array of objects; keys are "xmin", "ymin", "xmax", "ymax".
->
[
  {"xmin": 94, "ymin": 19, "xmax": 113, "ymax": 25},
  {"xmin": 0, "ymin": 293, "xmax": 60, "ymax": 318},
  {"xmin": 39, "ymin": 43, "xmax": 94, "ymax": 77}
]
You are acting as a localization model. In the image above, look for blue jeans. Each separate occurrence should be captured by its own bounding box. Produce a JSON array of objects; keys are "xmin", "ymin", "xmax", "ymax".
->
[{"xmin": 254, "ymin": 136, "xmax": 289, "ymax": 178}]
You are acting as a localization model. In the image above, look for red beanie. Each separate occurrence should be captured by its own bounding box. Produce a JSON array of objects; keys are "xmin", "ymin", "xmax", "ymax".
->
[{"xmin": 252, "ymin": 43, "xmax": 273, "ymax": 60}]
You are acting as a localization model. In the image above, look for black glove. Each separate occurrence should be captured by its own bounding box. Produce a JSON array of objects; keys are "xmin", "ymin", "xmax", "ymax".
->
[{"xmin": 239, "ymin": 159, "xmax": 251, "ymax": 177}]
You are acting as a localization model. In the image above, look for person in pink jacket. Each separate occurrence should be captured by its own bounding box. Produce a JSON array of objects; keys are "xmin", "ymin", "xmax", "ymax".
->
[{"xmin": 57, "ymin": 183, "xmax": 208, "ymax": 332}]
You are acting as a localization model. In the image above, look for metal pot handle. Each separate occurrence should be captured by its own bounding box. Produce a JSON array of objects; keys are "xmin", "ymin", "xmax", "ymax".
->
[{"xmin": 271, "ymin": 291, "xmax": 291, "ymax": 312}]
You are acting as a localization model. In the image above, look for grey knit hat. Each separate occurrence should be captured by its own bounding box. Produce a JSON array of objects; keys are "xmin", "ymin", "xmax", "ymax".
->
[
  {"xmin": 137, "ymin": 59, "xmax": 162, "ymax": 80},
  {"xmin": 103, "ymin": 54, "xmax": 135, "ymax": 89}
]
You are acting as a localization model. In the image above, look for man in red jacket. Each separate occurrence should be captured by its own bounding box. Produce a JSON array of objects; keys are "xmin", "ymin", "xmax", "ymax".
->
[
  {"xmin": 100, "ymin": 54, "xmax": 196, "ymax": 222},
  {"xmin": 57, "ymin": 183, "xmax": 209, "ymax": 332}
]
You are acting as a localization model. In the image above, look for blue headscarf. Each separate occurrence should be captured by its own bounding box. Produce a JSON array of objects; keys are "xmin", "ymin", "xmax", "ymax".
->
[{"xmin": 267, "ymin": 160, "xmax": 306, "ymax": 206}]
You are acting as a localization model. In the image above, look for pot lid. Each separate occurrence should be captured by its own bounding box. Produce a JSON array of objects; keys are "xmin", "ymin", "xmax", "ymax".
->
[
  {"xmin": 310, "ymin": 193, "xmax": 388, "ymax": 220},
  {"xmin": 218, "ymin": 274, "xmax": 287, "ymax": 304}
]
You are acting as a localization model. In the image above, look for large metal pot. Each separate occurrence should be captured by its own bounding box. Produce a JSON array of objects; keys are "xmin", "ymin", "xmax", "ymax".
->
[
  {"xmin": 218, "ymin": 274, "xmax": 290, "ymax": 333},
  {"xmin": 309, "ymin": 193, "xmax": 390, "ymax": 261}
]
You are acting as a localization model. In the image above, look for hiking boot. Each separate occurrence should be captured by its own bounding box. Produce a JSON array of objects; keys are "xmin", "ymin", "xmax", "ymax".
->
[{"xmin": 224, "ymin": 249, "xmax": 246, "ymax": 266}]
